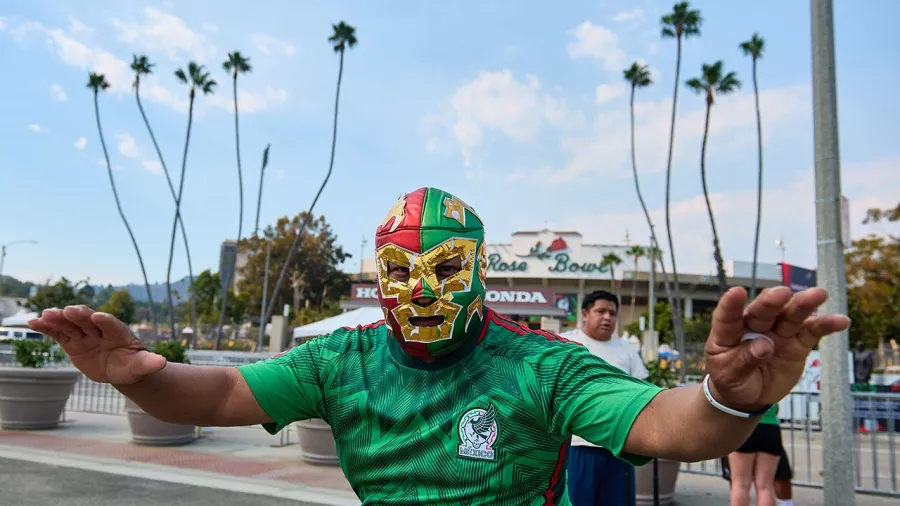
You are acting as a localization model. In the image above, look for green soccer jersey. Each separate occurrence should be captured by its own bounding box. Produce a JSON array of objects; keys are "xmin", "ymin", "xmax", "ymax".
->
[{"xmin": 238, "ymin": 308, "xmax": 663, "ymax": 505}]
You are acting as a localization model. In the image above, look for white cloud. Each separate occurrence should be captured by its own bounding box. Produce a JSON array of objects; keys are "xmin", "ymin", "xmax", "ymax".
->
[
  {"xmin": 11, "ymin": 20, "xmax": 188, "ymax": 112},
  {"xmin": 252, "ymin": 33, "xmax": 296, "ymax": 56},
  {"xmin": 68, "ymin": 18, "xmax": 92, "ymax": 35},
  {"xmin": 613, "ymin": 8, "xmax": 644, "ymax": 23},
  {"xmin": 202, "ymin": 23, "xmax": 219, "ymax": 33},
  {"xmin": 596, "ymin": 83, "xmax": 627, "ymax": 105},
  {"xmin": 50, "ymin": 83, "xmax": 67, "ymax": 102},
  {"xmin": 116, "ymin": 133, "xmax": 140, "ymax": 158},
  {"xmin": 141, "ymin": 159, "xmax": 163, "ymax": 174},
  {"xmin": 73, "ymin": 137, "xmax": 87, "ymax": 150},
  {"xmin": 0, "ymin": 17, "xmax": 7, "ymax": 31},
  {"xmin": 443, "ymin": 70, "xmax": 583, "ymax": 166},
  {"xmin": 546, "ymin": 84, "xmax": 811, "ymax": 183},
  {"xmin": 566, "ymin": 21, "xmax": 626, "ymax": 72},
  {"xmin": 207, "ymin": 86, "xmax": 290, "ymax": 113},
  {"xmin": 27, "ymin": 123, "xmax": 44, "ymax": 133},
  {"xmin": 112, "ymin": 7, "xmax": 216, "ymax": 62}
]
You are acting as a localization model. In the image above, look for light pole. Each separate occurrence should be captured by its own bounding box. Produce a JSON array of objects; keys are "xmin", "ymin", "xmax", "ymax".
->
[
  {"xmin": 257, "ymin": 228, "xmax": 272, "ymax": 352},
  {"xmin": 775, "ymin": 238, "xmax": 786, "ymax": 264},
  {"xmin": 0, "ymin": 240, "xmax": 38, "ymax": 288},
  {"xmin": 811, "ymin": 1, "xmax": 855, "ymax": 504}
]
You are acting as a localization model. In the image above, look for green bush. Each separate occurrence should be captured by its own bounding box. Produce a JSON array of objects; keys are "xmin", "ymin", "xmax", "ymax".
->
[
  {"xmin": 13, "ymin": 340, "xmax": 67, "ymax": 368},
  {"xmin": 150, "ymin": 339, "xmax": 190, "ymax": 364},
  {"xmin": 645, "ymin": 360, "xmax": 678, "ymax": 389}
]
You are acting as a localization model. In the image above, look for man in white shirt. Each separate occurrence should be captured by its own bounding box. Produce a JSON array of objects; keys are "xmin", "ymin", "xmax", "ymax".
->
[{"xmin": 560, "ymin": 290, "xmax": 648, "ymax": 506}]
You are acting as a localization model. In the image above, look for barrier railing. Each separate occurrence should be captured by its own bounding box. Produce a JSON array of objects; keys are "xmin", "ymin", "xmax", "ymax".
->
[{"xmin": 680, "ymin": 390, "xmax": 900, "ymax": 497}]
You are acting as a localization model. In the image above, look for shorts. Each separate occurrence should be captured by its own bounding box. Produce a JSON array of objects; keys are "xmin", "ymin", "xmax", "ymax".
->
[
  {"xmin": 721, "ymin": 428, "xmax": 793, "ymax": 482},
  {"xmin": 736, "ymin": 423, "xmax": 785, "ymax": 456}
]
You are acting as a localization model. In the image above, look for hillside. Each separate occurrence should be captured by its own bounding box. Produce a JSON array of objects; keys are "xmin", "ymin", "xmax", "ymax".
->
[{"xmin": 0, "ymin": 275, "xmax": 194, "ymax": 303}]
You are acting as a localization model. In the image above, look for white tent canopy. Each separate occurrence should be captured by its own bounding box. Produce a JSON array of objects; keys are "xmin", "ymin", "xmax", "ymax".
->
[
  {"xmin": 1, "ymin": 311, "xmax": 39, "ymax": 327},
  {"xmin": 293, "ymin": 307, "xmax": 385, "ymax": 339}
]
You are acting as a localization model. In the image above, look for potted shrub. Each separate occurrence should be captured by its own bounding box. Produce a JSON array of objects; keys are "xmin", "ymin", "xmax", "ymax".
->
[
  {"xmin": 0, "ymin": 339, "xmax": 82, "ymax": 430},
  {"xmin": 125, "ymin": 339, "xmax": 198, "ymax": 446},
  {"xmin": 635, "ymin": 360, "xmax": 681, "ymax": 506}
]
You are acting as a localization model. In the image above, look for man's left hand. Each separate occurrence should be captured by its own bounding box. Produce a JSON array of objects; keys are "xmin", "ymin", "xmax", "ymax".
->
[{"xmin": 704, "ymin": 286, "xmax": 851, "ymax": 412}]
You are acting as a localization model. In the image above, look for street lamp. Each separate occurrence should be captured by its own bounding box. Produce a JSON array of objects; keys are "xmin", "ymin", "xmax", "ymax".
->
[{"xmin": 0, "ymin": 240, "xmax": 38, "ymax": 280}]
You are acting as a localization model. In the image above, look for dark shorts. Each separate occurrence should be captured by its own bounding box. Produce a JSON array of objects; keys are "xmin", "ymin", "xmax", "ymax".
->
[
  {"xmin": 721, "ymin": 426, "xmax": 793, "ymax": 482},
  {"xmin": 736, "ymin": 423, "xmax": 785, "ymax": 456},
  {"xmin": 567, "ymin": 446, "xmax": 635, "ymax": 506}
]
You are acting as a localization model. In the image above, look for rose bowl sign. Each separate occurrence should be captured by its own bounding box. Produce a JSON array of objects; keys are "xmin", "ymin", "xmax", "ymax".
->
[{"xmin": 350, "ymin": 284, "xmax": 555, "ymax": 308}]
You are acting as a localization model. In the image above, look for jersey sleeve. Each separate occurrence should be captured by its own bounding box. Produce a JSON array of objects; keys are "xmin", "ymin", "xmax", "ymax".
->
[
  {"xmin": 237, "ymin": 337, "xmax": 326, "ymax": 435},
  {"xmin": 539, "ymin": 343, "xmax": 663, "ymax": 466}
]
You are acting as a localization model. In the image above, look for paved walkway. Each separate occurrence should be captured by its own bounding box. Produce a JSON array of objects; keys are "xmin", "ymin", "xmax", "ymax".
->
[{"xmin": 0, "ymin": 412, "xmax": 895, "ymax": 505}]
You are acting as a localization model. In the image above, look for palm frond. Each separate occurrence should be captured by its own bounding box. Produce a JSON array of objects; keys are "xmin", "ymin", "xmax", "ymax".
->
[
  {"xmin": 174, "ymin": 68, "xmax": 188, "ymax": 84},
  {"xmin": 685, "ymin": 78, "xmax": 705, "ymax": 94},
  {"xmin": 202, "ymin": 80, "xmax": 217, "ymax": 95}
]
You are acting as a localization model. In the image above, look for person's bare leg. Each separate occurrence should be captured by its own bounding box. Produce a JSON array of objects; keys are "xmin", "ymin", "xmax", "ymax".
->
[
  {"xmin": 728, "ymin": 452, "xmax": 755, "ymax": 506},
  {"xmin": 753, "ymin": 453, "xmax": 780, "ymax": 506}
]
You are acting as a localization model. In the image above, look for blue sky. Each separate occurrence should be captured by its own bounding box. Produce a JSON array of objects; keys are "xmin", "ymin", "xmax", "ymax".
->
[{"xmin": 1, "ymin": 0, "xmax": 898, "ymax": 286}]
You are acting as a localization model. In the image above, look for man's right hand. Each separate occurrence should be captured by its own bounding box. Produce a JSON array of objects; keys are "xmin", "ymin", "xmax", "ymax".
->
[{"xmin": 28, "ymin": 306, "xmax": 167, "ymax": 385}]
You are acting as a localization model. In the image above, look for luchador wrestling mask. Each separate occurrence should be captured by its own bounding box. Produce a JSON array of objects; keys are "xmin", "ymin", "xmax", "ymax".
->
[{"xmin": 375, "ymin": 187, "xmax": 488, "ymax": 361}]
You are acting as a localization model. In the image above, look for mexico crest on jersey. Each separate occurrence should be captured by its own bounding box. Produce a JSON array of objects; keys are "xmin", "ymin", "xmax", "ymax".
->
[{"xmin": 457, "ymin": 404, "xmax": 498, "ymax": 461}]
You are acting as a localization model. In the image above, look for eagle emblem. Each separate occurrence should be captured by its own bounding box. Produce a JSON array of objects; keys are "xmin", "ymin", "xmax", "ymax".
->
[{"xmin": 458, "ymin": 404, "xmax": 499, "ymax": 460}]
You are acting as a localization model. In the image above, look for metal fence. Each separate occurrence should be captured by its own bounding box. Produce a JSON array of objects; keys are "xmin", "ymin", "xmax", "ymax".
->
[{"xmin": 680, "ymin": 390, "xmax": 900, "ymax": 497}]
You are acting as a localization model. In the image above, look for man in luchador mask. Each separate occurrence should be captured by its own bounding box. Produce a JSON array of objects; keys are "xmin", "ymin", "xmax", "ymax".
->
[{"xmin": 29, "ymin": 187, "xmax": 849, "ymax": 505}]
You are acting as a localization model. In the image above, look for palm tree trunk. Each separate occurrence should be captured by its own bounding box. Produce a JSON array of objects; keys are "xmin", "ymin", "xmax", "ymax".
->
[
  {"xmin": 95, "ymin": 92, "xmax": 158, "ymax": 338},
  {"xmin": 215, "ymin": 75, "xmax": 245, "ymax": 350},
  {"xmin": 166, "ymin": 90, "xmax": 195, "ymax": 340},
  {"xmin": 629, "ymin": 85, "xmax": 677, "ymax": 345},
  {"xmin": 700, "ymin": 101, "xmax": 729, "ymax": 295},
  {"xmin": 254, "ymin": 147, "xmax": 269, "ymax": 235},
  {"xmin": 263, "ymin": 49, "xmax": 345, "ymax": 326},
  {"xmin": 664, "ymin": 36, "xmax": 687, "ymax": 378},
  {"xmin": 134, "ymin": 81, "xmax": 197, "ymax": 333},
  {"xmin": 750, "ymin": 57, "xmax": 764, "ymax": 300},
  {"xmin": 630, "ymin": 254, "xmax": 639, "ymax": 323}
]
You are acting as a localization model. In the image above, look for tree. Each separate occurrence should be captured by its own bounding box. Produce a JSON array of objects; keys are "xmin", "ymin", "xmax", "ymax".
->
[
  {"xmin": 98, "ymin": 289, "xmax": 136, "ymax": 324},
  {"xmin": 845, "ymin": 203, "xmax": 900, "ymax": 350},
  {"xmin": 660, "ymin": 1, "xmax": 701, "ymax": 371},
  {"xmin": 26, "ymin": 277, "xmax": 93, "ymax": 312},
  {"xmin": 216, "ymin": 51, "xmax": 253, "ymax": 350},
  {"xmin": 239, "ymin": 212, "xmax": 351, "ymax": 319},
  {"xmin": 88, "ymin": 72, "xmax": 158, "ymax": 338},
  {"xmin": 740, "ymin": 33, "xmax": 766, "ymax": 300},
  {"xmin": 188, "ymin": 269, "xmax": 250, "ymax": 327},
  {"xmin": 166, "ymin": 62, "xmax": 216, "ymax": 340},
  {"xmin": 263, "ymin": 21, "xmax": 357, "ymax": 328},
  {"xmin": 625, "ymin": 244, "xmax": 646, "ymax": 323},
  {"xmin": 686, "ymin": 60, "xmax": 741, "ymax": 296},
  {"xmin": 131, "ymin": 54, "xmax": 197, "ymax": 332}
]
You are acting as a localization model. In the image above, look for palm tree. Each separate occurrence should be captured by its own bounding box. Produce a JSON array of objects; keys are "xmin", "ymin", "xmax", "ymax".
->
[
  {"xmin": 131, "ymin": 55, "xmax": 197, "ymax": 334},
  {"xmin": 254, "ymin": 145, "xmax": 271, "ymax": 234},
  {"xmin": 88, "ymin": 72, "xmax": 158, "ymax": 338},
  {"xmin": 166, "ymin": 62, "xmax": 216, "ymax": 340},
  {"xmin": 740, "ymin": 33, "xmax": 766, "ymax": 300},
  {"xmin": 214, "ymin": 51, "xmax": 253, "ymax": 350},
  {"xmin": 254, "ymin": 144, "xmax": 271, "ymax": 351},
  {"xmin": 660, "ymin": 1, "xmax": 701, "ymax": 379},
  {"xmin": 626, "ymin": 245, "xmax": 646, "ymax": 323},
  {"xmin": 686, "ymin": 61, "xmax": 741, "ymax": 295},
  {"xmin": 262, "ymin": 21, "xmax": 357, "ymax": 327}
]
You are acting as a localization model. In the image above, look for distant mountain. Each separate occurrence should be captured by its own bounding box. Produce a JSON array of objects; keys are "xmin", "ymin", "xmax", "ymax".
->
[{"xmin": 114, "ymin": 276, "xmax": 194, "ymax": 303}]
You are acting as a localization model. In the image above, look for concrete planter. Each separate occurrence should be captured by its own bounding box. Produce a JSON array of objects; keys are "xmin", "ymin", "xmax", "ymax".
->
[
  {"xmin": 0, "ymin": 367, "xmax": 81, "ymax": 430},
  {"xmin": 125, "ymin": 397, "xmax": 198, "ymax": 446},
  {"xmin": 635, "ymin": 458, "xmax": 681, "ymax": 506},
  {"xmin": 297, "ymin": 418, "xmax": 339, "ymax": 465}
]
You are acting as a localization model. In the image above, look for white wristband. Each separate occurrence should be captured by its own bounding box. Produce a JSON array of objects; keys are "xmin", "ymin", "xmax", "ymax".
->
[{"xmin": 702, "ymin": 374, "xmax": 770, "ymax": 419}]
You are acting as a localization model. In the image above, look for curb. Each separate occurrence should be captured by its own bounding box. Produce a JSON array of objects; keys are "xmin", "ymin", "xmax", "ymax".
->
[{"xmin": 0, "ymin": 444, "xmax": 360, "ymax": 506}]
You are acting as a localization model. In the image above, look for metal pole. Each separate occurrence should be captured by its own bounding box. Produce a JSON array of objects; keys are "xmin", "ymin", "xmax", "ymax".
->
[
  {"xmin": 257, "ymin": 236, "xmax": 272, "ymax": 351},
  {"xmin": 810, "ymin": 1, "xmax": 855, "ymax": 504},
  {"xmin": 0, "ymin": 245, "xmax": 6, "ymax": 280},
  {"xmin": 648, "ymin": 236, "xmax": 656, "ymax": 335}
]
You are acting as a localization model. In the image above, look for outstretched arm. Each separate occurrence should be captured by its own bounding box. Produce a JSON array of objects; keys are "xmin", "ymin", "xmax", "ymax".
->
[
  {"xmin": 622, "ymin": 286, "xmax": 849, "ymax": 462},
  {"xmin": 28, "ymin": 306, "xmax": 280, "ymax": 427}
]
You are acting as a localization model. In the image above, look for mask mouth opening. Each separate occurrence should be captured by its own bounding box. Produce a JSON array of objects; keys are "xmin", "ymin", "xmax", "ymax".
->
[{"xmin": 409, "ymin": 315, "xmax": 445, "ymax": 327}]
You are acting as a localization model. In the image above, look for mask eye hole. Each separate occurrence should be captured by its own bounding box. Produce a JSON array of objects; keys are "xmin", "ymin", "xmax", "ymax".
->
[
  {"xmin": 387, "ymin": 262, "xmax": 410, "ymax": 282},
  {"xmin": 435, "ymin": 256, "xmax": 462, "ymax": 281}
]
